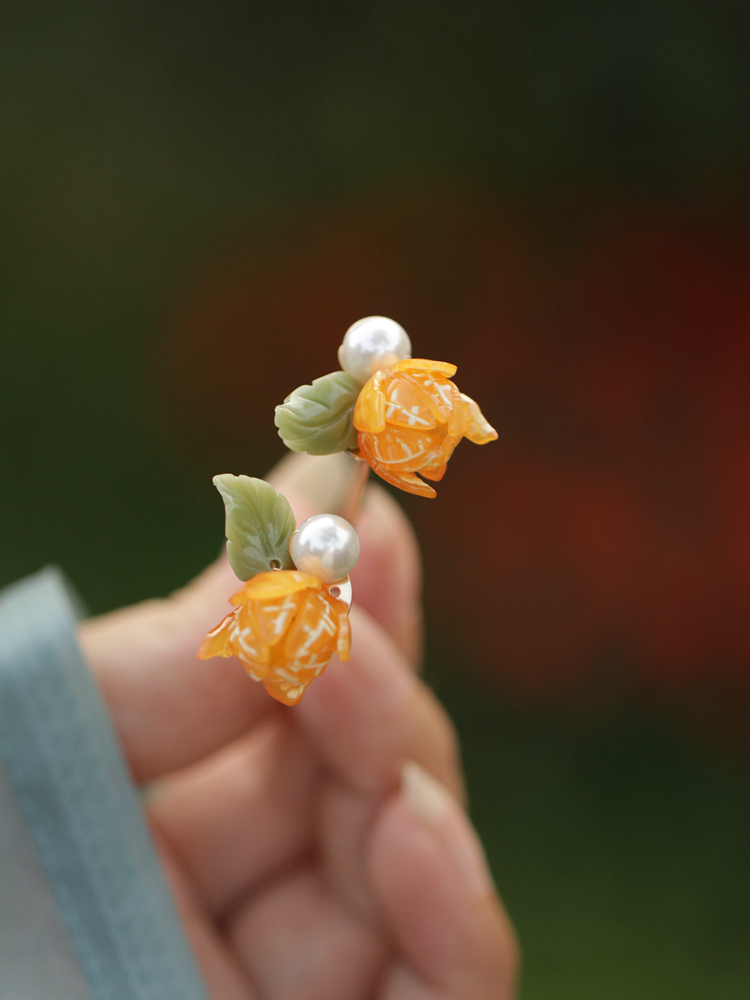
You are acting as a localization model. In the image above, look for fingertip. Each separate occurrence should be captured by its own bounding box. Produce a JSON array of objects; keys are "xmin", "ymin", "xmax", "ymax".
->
[
  {"xmin": 352, "ymin": 485, "xmax": 422, "ymax": 667},
  {"xmin": 267, "ymin": 452, "xmax": 360, "ymax": 524}
]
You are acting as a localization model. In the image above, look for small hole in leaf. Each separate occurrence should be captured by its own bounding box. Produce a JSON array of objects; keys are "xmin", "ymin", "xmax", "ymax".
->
[{"xmin": 270, "ymin": 559, "xmax": 282, "ymax": 570}]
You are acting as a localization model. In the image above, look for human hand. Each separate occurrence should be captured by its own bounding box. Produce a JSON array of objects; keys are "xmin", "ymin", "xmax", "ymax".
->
[{"xmin": 79, "ymin": 455, "xmax": 518, "ymax": 1000}]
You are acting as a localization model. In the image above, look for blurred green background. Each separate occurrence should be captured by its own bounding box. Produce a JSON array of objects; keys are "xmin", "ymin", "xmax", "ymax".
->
[{"xmin": 2, "ymin": 4, "xmax": 750, "ymax": 996}]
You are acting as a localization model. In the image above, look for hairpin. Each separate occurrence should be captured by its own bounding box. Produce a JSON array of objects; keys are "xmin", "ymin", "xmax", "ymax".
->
[
  {"xmin": 275, "ymin": 316, "xmax": 497, "ymax": 498},
  {"xmin": 198, "ymin": 475, "xmax": 359, "ymax": 706}
]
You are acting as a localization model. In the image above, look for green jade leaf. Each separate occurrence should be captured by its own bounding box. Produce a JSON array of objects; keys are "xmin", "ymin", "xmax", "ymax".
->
[
  {"xmin": 213, "ymin": 474, "xmax": 296, "ymax": 580},
  {"xmin": 274, "ymin": 370, "xmax": 361, "ymax": 455}
]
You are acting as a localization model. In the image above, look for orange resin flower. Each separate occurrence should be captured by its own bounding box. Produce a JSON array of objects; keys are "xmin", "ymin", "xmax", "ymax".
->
[
  {"xmin": 353, "ymin": 359, "xmax": 497, "ymax": 497},
  {"xmin": 197, "ymin": 475, "xmax": 359, "ymax": 707},
  {"xmin": 198, "ymin": 569, "xmax": 351, "ymax": 707},
  {"xmin": 275, "ymin": 317, "xmax": 498, "ymax": 498}
]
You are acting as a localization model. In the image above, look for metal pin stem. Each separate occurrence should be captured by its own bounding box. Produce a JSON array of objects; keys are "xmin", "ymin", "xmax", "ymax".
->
[{"xmin": 338, "ymin": 456, "xmax": 370, "ymax": 525}]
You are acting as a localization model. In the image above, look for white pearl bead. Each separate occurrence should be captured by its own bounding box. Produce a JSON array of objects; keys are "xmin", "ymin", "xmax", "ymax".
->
[
  {"xmin": 338, "ymin": 316, "xmax": 412, "ymax": 385},
  {"xmin": 290, "ymin": 514, "xmax": 361, "ymax": 583}
]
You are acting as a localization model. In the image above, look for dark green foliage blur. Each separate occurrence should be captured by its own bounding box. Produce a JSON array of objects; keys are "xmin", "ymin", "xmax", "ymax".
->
[{"xmin": 1, "ymin": 4, "xmax": 749, "ymax": 996}]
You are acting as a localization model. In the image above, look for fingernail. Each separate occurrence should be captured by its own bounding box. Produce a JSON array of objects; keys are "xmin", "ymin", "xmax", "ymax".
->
[
  {"xmin": 401, "ymin": 761, "xmax": 494, "ymax": 896},
  {"xmin": 402, "ymin": 760, "xmax": 453, "ymax": 823},
  {"xmin": 267, "ymin": 452, "xmax": 360, "ymax": 514}
]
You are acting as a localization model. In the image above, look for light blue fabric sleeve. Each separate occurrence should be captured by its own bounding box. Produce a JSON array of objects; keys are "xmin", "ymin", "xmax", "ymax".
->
[
  {"xmin": 0, "ymin": 755, "xmax": 95, "ymax": 1000},
  {"xmin": 0, "ymin": 568, "xmax": 209, "ymax": 1000}
]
